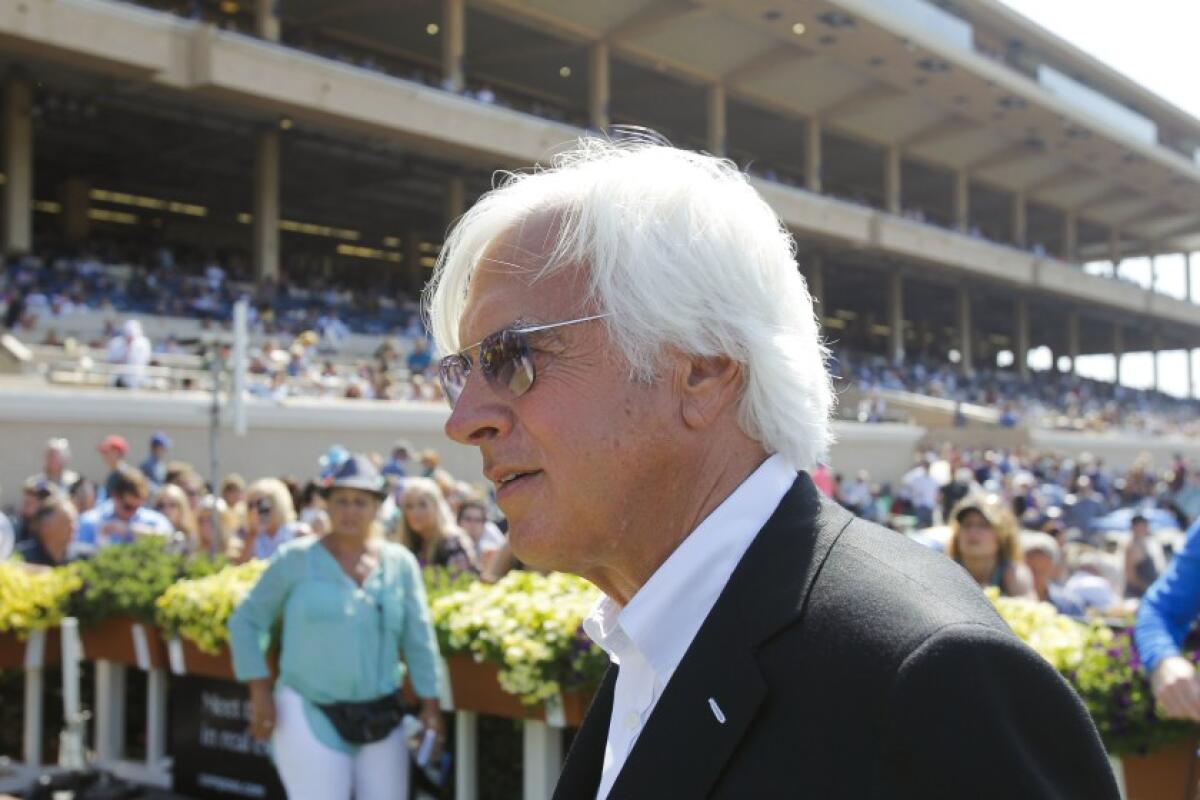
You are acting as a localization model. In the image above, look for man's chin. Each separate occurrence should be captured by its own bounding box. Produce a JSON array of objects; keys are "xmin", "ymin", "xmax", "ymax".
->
[{"xmin": 507, "ymin": 526, "xmax": 571, "ymax": 574}]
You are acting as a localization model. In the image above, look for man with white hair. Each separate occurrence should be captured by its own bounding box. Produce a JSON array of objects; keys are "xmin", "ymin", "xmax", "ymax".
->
[{"xmin": 429, "ymin": 137, "xmax": 1116, "ymax": 798}]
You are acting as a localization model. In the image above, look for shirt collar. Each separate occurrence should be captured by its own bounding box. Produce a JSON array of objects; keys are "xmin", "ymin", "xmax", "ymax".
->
[{"xmin": 584, "ymin": 453, "xmax": 797, "ymax": 682}]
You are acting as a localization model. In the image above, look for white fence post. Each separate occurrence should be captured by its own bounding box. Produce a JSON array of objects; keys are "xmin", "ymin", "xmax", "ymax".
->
[
  {"xmin": 454, "ymin": 710, "xmax": 479, "ymax": 800},
  {"xmin": 93, "ymin": 660, "xmax": 126, "ymax": 764},
  {"xmin": 522, "ymin": 720, "xmax": 562, "ymax": 800}
]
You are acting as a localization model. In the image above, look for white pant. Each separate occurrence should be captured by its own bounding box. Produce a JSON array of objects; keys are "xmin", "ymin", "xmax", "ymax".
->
[{"xmin": 271, "ymin": 685, "xmax": 410, "ymax": 800}]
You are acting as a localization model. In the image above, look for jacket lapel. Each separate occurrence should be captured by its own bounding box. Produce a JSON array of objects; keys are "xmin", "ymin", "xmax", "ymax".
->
[
  {"xmin": 552, "ymin": 665, "xmax": 618, "ymax": 800},
  {"xmin": 606, "ymin": 473, "xmax": 855, "ymax": 799}
]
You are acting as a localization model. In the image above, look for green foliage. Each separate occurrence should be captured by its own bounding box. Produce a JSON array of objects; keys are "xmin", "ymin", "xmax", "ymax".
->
[{"xmin": 68, "ymin": 539, "xmax": 225, "ymax": 628}]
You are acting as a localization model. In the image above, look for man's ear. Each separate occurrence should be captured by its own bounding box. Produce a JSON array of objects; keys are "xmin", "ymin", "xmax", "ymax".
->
[{"xmin": 678, "ymin": 354, "xmax": 743, "ymax": 430}]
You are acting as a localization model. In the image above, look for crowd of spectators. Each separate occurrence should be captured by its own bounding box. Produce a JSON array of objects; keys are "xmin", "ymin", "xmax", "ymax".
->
[
  {"xmin": 5, "ymin": 249, "xmax": 1199, "ymax": 427},
  {"xmin": 821, "ymin": 445, "xmax": 1200, "ymax": 618},
  {"xmin": 838, "ymin": 349, "xmax": 1200, "ymax": 437},
  {"xmin": 0, "ymin": 434, "xmax": 509, "ymax": 581}
]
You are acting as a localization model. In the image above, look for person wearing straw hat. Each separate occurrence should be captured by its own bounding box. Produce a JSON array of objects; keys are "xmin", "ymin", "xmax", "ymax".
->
[{"xmin": 229, "ymin": 454, "xmax": 444, "ymax": 800}]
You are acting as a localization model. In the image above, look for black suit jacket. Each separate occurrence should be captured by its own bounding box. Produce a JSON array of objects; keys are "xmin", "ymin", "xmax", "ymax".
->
[{"xmin": 553, "ymin": 473, "xmax": 1119, "ymax": 799}]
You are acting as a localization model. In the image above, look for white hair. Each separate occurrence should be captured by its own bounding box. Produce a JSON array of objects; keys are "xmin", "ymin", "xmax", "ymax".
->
[{"xmin": 425, "ymin": 135, "xmax": 834, "ymax": 470}]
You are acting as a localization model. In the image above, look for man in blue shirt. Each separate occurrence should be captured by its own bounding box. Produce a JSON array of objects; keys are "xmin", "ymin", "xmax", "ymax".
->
[
  {"xmin": 77, "ymin": 465, "xmax": 173, "ymax": 548},
  {"xmin": 1134, "ymin": 516, "xmax": 1200, "ymax": 720},
  {"xmin": 139, "ymin": 431, "xmax": 171, "ymax": 487},
  {"xmin": 381, "ymin": 439, "xmax": 412, "ymax": 480}
]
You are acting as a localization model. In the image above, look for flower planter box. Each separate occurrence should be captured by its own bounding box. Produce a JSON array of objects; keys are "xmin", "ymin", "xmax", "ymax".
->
[
  {"xmin": 445, "ymin": 654, "xmax": 593, "ymax": 726},
  {"xmin": 167, "ymin": 637, "xmax": 237, "ymax": 681},
  {"xmin": 1121, "ymin": 738, "xmax": 1200, "ymax": 800},
  {"xmin": 79, "ymin": 616, "xmax": 166, "ymax": 670},
  {"xmin": 0, "ymin": 628, "xmax": 61, "ymax": 670}
]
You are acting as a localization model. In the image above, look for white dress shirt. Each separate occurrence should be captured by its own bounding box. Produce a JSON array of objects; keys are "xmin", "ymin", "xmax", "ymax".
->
[{"xmin": 582, "ymin": 453, "xmax": 797, "ymax": 800}]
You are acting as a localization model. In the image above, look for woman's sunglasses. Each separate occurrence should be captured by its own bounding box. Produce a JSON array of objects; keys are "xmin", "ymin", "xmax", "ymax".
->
[{"xmin": 438, "ymin": 314, "xmax": 610, "ymax": 408}]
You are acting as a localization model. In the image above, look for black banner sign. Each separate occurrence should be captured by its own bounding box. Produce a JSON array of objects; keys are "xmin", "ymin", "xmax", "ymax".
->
[{"xmin": 169, "ymin": 675, "xmax": 286, "ymax": 800}]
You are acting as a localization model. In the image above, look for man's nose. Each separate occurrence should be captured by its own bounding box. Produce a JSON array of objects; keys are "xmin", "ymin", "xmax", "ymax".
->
[{"xmin": 444, "ymin": 377, "xmax": 512, "ymax": 446}]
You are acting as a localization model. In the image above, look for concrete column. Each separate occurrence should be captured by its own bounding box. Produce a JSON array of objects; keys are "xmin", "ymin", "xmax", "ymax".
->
[
  {"xmin": 957, "ymin": 286, "xmax": 973, "ymax": 375},
  {"xmin": 1063, "ymin": 211, "xmax": 1078, "ymax": 264},
  {"xmin": 805, "ymin": 117, "xmax": 822, "ymax": 193},
  {"xmin": 442, "ymin": 0, "xmax": 466, "ymax": 93},
  {"xmin": 807, "ymin": 255, "xmax": 825, "ymax": 320},
  {"xmin": 888, "ymin": 271, "xmax": 904, "ymax": 364},
  {"xmin": 252, "ymin": 129, "xmax": 280, "ymax": 285},
  {"xmin": 1151, "ymin": 332, "xmax": 1161, "ymax": 393},
  {"xmin": 1067, "ymin": 311, "xmax": 1080, "ymax": 375},
  {"xmin": 1011, "ymin": 191, "xmax": 1027, "ymax": 248},
  {"xmin": 1014, "ymin": 296, "xmax": 1030, "ymax": 379},
  {"xmin": 1113, "ymin": 323, "xmax": 1124, "ymax": 386},
  {"xmin": 884, "ymin": 146, "xmax": 902, "ymax": 215},
  {"xmin": 404, "ymin": 229, "xmax": 423, "ymax": 296},
  {"xmin": 59, "ymin": 178, "xmax": 90, "ymax": 243},
  {"xmin": 953, "ymin": 170, "xmax": 969, "ymax": 233},
  {"xmin": 1188, "ymin": 348, "xmax": 1196, "ymax": 400},
  {"xmin": 255, "ymin": 0, "xmax": 280, "ymax": 42},
  {"xmin": 445, "ymin": 176, "xmax": 466, "ymax": 230},
  {"xmin": 588, "ymin": 42, "xmax": 610, "ymax": 131},
  {"xmin": 706, "ymin": 83, "xmax": 726, "ymax": 158},
  {"xmin": 1185, "ymin": 251, "xmax": 1193, "ymax": 304},
  {"xmin": 1149, "ymin": 248, "xmax": 1159, "ymax": 293},
  {"xmin": 1108, "ymin": 228, "xmax": 1121, "ymax": 276},
  {"xmin": 3, "ymin": 77, "xmax": 33, "ymax": 255}
]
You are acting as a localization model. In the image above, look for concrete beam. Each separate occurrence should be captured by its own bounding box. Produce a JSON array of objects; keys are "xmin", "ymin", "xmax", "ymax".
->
[
  {"xmin": 606, "ymin": 0, "xmax": 704, "ymax": 41},
  {"xmin": 722, "ymin": 45, "xmax": 814, "ymax": 86},
  {"xmin": 900, "ymin": 117, "xmax": 977, "ymax": 149},
  {"xmin": 820, "ymin": 84, "xmax": 899, "ymax": 120}
]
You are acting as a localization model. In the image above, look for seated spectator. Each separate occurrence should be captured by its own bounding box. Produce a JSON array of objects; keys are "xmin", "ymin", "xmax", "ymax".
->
[
  {"xmin": 196, "ymin": 495, "xmax": 241, "ymax": 557},
  {"xmin": 457, "ymin": 499, "xmax": 505, "ymax": 573},
  {"xmin": 406, "ymin": 338, "xmax": 432, "ymax": 374},
  {"xmin": 395, "ymin": 478, "xmax": 477, "ymax": 574},
  {"xmin": 77, "ymin": 465, "xmax": 173, "ymax": 548},
  {"xmin": 0, "ymin": 485, "xmax": 13, "ymax": 559},
  {"xmin": 139, "ymin": 431, "xmax": 172, "ymax": 487},
  {"xmin": 153, "ymin": 483, "xmax": 199, "ymax": 551},
  {"xmin": 381, "ymin": 440, "xmax": 412, "ymax": 480},
  {"xmin": 14, "ymin": 493, "xmax": 80, "ymax": 567},
  {"xmin": 106, "ymin": 319, "xmax": 151, "ymax": 389},
  {"xmin": 96, "ymin": 434, "xmax": 131, "ymax": 502},
  {"xmin": 230, "ymin": 478, "xmax": 308, "ymax": 563},
  {"xmin": 69, "ymin": 477, "xmax": 97, "ymax": 515},
  {"xmin": 1124, "ymin": 513, "xmax": 1165, "ymax": 599},
  {"xmin": 220, "ymin": 473, "xmax": 247, "ymax": 510},
  {"xmin": 945, "ymin": 494, "xmax": 1036, "ymax": 599},
  {"xmin": 27, "ymin": 437, "xmax": 79, "ymax": 493}
]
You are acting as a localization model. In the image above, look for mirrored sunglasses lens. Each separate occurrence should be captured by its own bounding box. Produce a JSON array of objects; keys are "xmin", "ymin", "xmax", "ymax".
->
[
  {"xmin": 439, "ymin": 357, "xmax": 467, "ymax": 407},
  {"xmin": 505, "ymin": 352, "xmax": 535, "ymax": 397}
]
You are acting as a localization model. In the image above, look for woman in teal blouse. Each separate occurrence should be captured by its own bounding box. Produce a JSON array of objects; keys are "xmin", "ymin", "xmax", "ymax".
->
[{"xmin": 228, "ymin": 455, "xmax": 445, "ymax": 800}]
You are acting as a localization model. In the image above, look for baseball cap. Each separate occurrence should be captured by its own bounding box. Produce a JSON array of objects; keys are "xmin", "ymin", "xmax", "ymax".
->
[
  {"xmin": 151, "ymin": 432, "xmax": 172, "ymax": 449},
  {"xmin": 98, "ymin": 435, "xmax": 129, "ymax": 456},
  {"xmin": 46, "ymin": 437, "xmax": 71, "ymax": 457}
]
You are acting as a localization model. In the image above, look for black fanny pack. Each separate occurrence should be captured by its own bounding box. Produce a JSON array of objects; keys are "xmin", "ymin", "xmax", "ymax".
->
[{"xmin": 316, "ymin": 692, "xmax": 408, "ymax": 745}]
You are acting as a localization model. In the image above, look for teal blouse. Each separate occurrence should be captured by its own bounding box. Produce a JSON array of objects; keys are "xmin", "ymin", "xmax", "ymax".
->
[{"xmin": 228, "ymin": 536, "xmax": 441, "ymax": 753}]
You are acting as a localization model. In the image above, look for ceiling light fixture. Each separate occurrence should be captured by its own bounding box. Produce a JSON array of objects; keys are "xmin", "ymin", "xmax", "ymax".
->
[
  {"xmin": 426, "ymin": 23, "xmax": 439, "ymax": 35},
  {"xmin": 792, "ymin": 22, "xmax": 806, "ymax": 35},
  {"xmin": 559, "ymin": 66, "xmax": 572, "ymax": 78}
]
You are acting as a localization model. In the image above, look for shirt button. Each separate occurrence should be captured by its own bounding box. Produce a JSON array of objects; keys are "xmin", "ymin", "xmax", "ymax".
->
[{"xmin": 624, "ymin": 710, "xmax": 640, "ymax": 730}]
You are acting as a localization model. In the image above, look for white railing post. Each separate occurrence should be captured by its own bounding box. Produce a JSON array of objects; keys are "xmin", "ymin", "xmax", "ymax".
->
[
  {"xmin": 145, "ymin": 667, "xmax": 169, "ymax": 771},
  {"xmin": 21, "ymin": 630, "xmax": 47, "ymax": 769},
  {"xmin": 454, "ymin": 710, "xmax": 479, "ymax": 800},
  {"xmin": 93, "ymin": 660, "xmax": 126, "ymax": 764},
  {"xmin": 522, "ymin": 720, "xmax": 562, "ymax": 800}
]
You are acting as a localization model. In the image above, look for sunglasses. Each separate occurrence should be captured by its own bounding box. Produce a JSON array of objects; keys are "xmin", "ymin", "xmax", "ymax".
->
[
  {"xmin": 253, "ymin": 500, "xmax": 273, "ymax": 515},
  {"xmin": 438, "ymin": 314, "xmax": 611, "ymax": 408}
]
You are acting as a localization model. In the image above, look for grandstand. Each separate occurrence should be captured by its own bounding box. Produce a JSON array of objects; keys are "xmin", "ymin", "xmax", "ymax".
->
[{"xmin": 1, "ymin": 0, "xmax": 1199, "ymax": 486}]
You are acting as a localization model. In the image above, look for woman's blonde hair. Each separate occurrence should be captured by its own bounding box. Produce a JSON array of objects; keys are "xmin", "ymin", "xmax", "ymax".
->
[
  {"xmin": 153, "ymin": 483, "xmax": 199, "ymax": 545},
  {"xmin": 946, "ymin": 494, "xmax": 1022, "ymax": 566},
  {"xmin": 196, "ymin": 495, "xmax": 237, "ymax": 555},
  {"xmin": 395, "ymin": 477, "xmax": 467, "ymax": 563},
  {"xmin": 245, "ymin": 477, "xmax": 297, "ymax": 533}
]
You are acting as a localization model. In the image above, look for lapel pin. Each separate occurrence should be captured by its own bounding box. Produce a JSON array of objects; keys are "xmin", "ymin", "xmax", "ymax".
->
[{"xmin": 707, "ymin": 697, "xmax": 727, "ymax": 724}]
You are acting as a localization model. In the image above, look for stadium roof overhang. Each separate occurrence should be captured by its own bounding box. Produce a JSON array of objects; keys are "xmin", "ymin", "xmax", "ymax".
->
[{"xmin": 428, "ymin": 0, "xmax": 1200, "ymax": 255}]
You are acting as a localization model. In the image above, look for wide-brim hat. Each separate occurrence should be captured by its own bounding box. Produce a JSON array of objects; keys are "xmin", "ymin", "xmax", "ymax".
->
[{"xmin": 322, "ymin": 454, "xmax": 387, "ymax": 499}]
